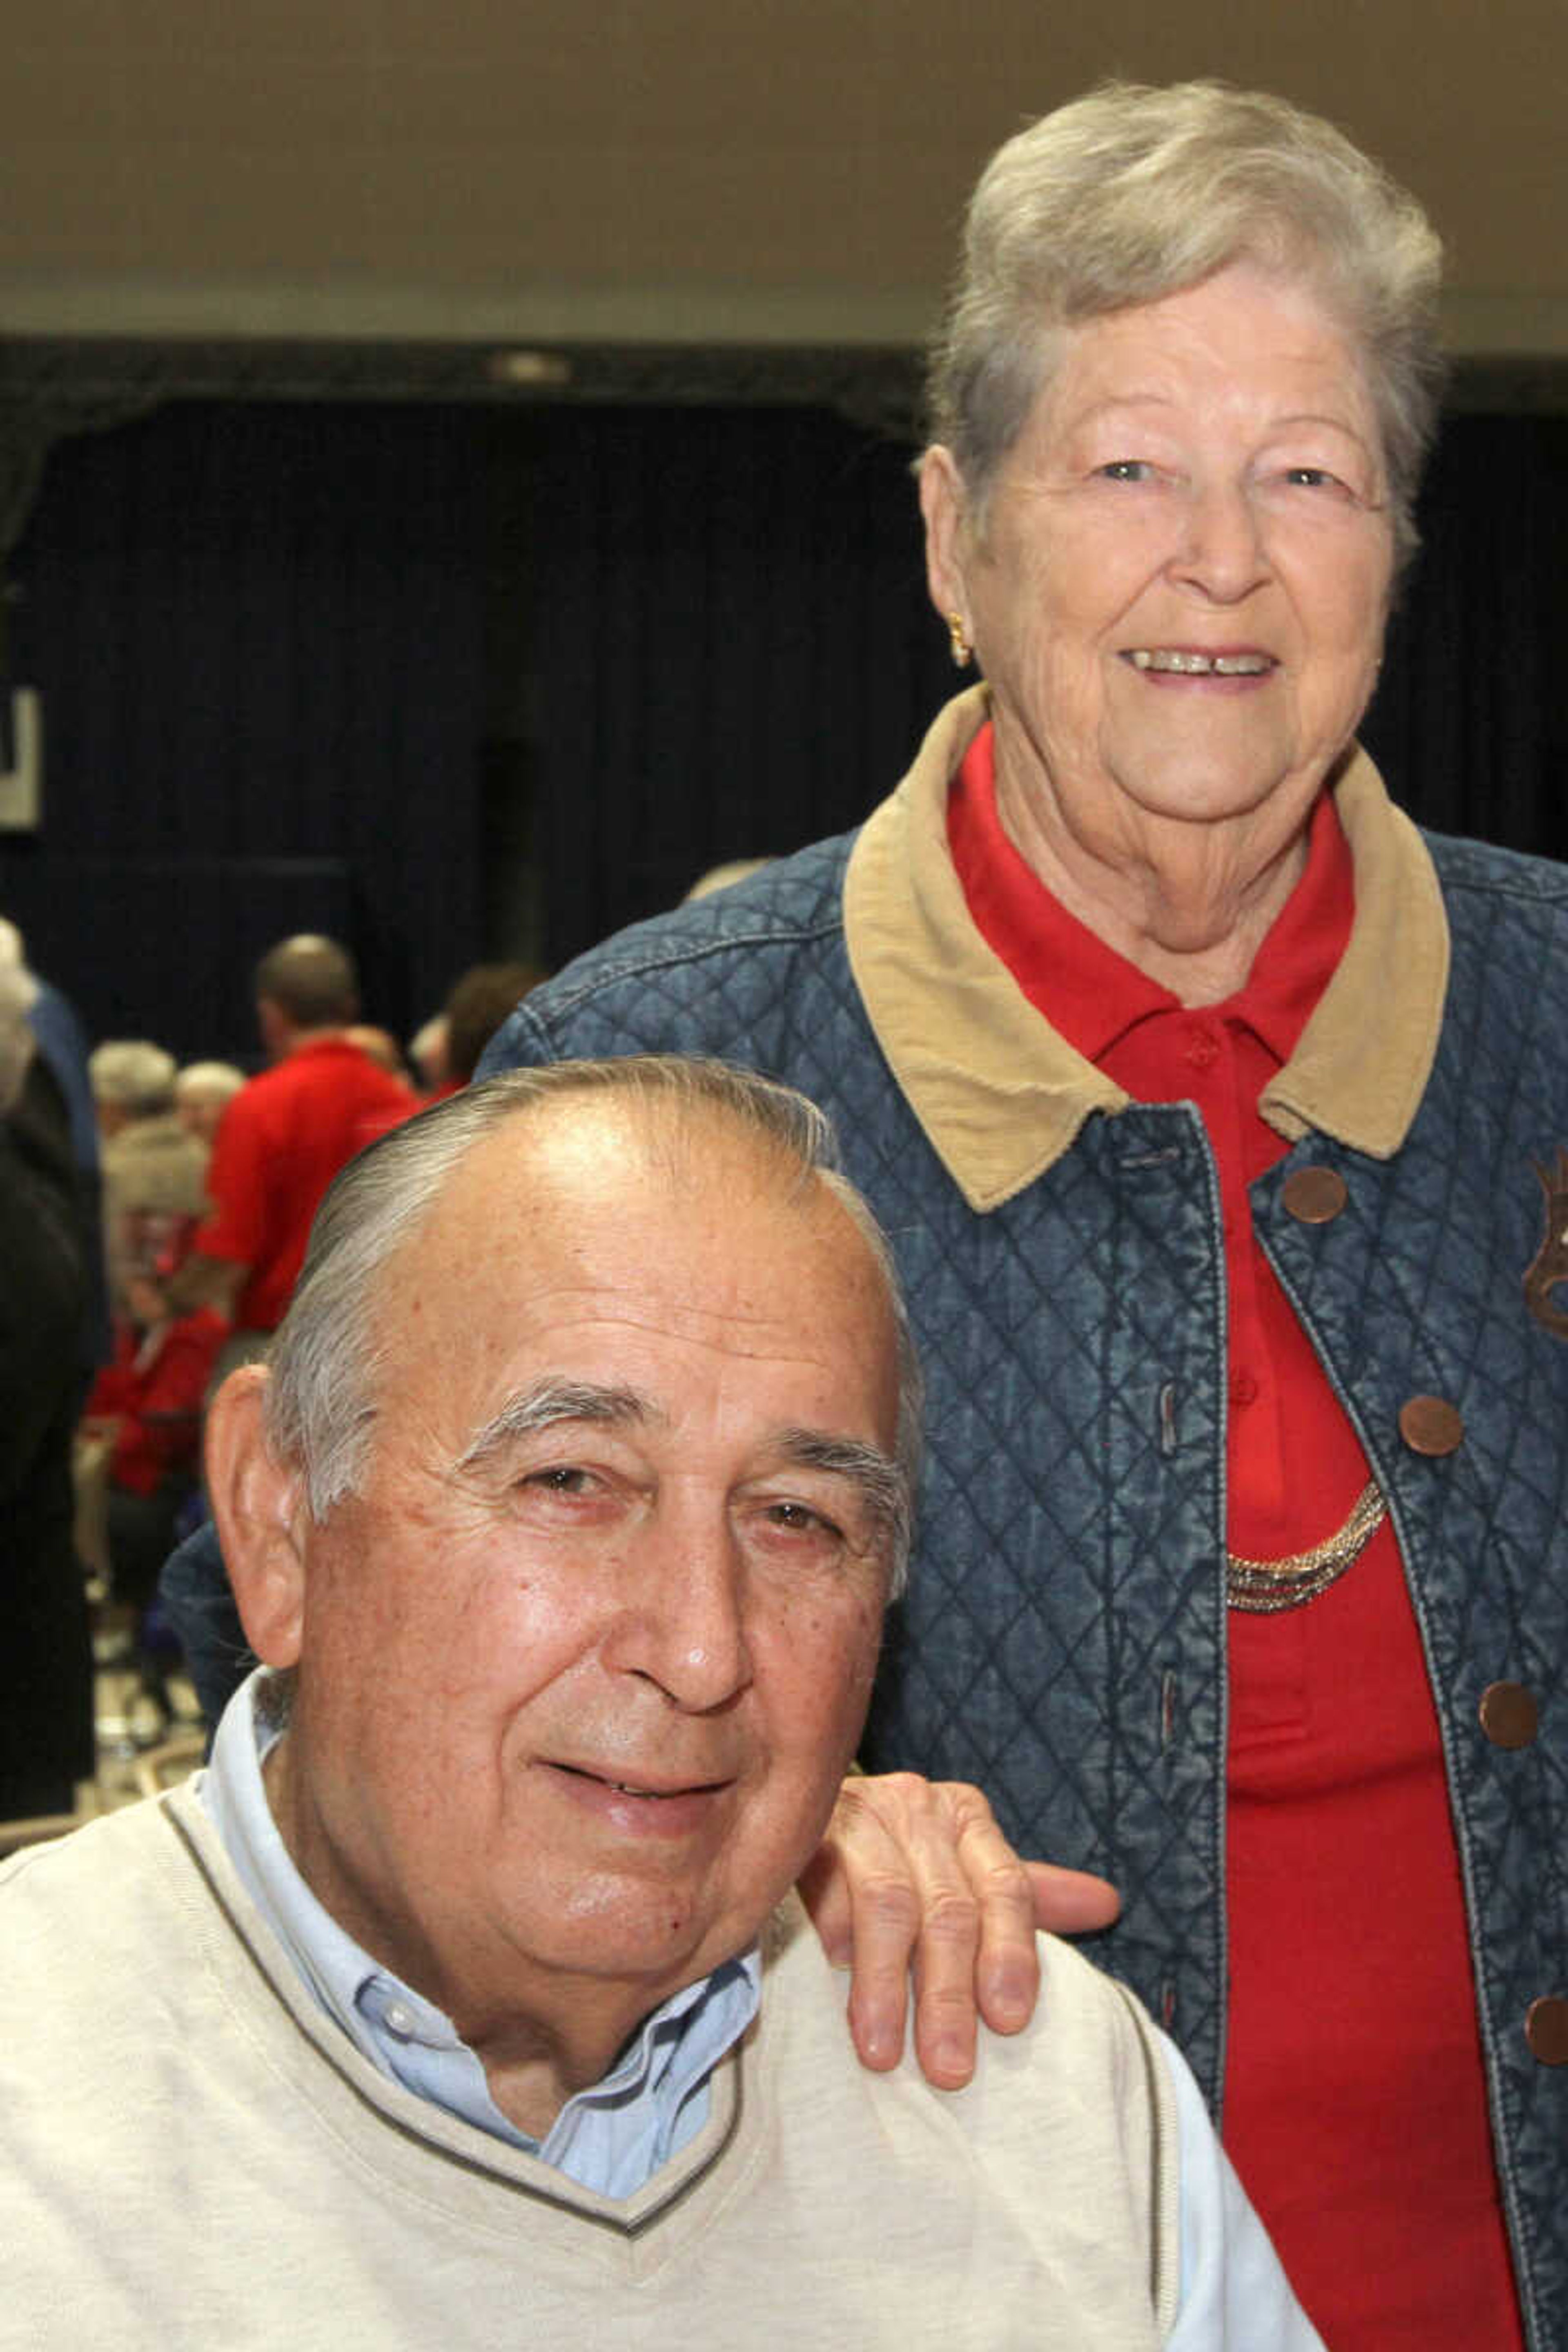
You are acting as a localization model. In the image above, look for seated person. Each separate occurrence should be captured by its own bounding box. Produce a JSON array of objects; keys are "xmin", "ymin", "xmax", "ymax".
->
[
  {"xmin": 2, "ymin": 1061, "xmax": 1319, "ymax": 2345},
  {"xmin": 81, "ymin": 1268, "xmax": 227, "ymax": 1716}
]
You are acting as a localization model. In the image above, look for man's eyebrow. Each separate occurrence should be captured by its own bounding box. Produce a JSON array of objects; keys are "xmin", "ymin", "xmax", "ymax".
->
[
  {"xmin": 456, "ymin": 1378, "xmax": 658, "ymax": 1472},
  {"xmin": 773, "ymin": 1427, "xmax": 908, "ymax": 1543}
]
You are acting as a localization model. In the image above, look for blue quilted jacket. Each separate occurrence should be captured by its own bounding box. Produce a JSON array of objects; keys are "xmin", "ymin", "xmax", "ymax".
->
[{"xmin": 490, "ymin": 691, "xmax": 1568, "ymax": 2346}]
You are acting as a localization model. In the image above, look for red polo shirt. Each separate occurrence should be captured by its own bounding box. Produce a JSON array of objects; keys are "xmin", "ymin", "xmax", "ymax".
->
[
  {"xmin": 949, "ymin": 724, "xmax": 1521, "ymax": 2351},
  {"xmin": 196, "ymin": 1038, "xmax": 415, "ymax": 1330}
]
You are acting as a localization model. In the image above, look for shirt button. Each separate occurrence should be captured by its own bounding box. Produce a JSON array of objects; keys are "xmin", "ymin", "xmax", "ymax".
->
[
  {"xmin": 1398, "ymin": 1394, "xmax": 1465, "ymax": 1457},
  {"xmin": 383, "ymin": 2002, "xmax": 417, "ymax": 2040},
  {"xmin": 1525, "ymin": 1998, "xmax": 1568, "ymax": 2065},
  {"xmin": 1183, "ymin": 1025, "xmax": 1218, "ymax": 1070},
  {"xmin": 1281, "ymin": 1166, "xmax": 1348, "ymax": 1225},
  {"xmin": 1230, "ymin": 1370, "xmax": 1260, "ymax": 1408},
  {"xmin": 1479, "ymin": 1682, "xmax": 1539, "ymax": 1749}
]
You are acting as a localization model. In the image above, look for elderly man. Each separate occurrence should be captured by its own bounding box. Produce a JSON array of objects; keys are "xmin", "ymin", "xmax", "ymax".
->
[{"xmin": 2, "ymin": 1060, "xmax": 1316, "ymax": 2346}]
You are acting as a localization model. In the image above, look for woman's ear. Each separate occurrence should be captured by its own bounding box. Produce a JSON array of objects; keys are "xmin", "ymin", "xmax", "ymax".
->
[
  {"xmin": 918, "ymin": 445, "xmax": 973, "ymax": 631},
  {"xmin": 204, "ymin": 1365, "xmax": 309, "ymax": 1668}
]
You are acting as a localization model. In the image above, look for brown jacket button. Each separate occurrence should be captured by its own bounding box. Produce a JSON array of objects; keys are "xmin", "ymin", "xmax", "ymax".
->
[
  {"xmin": 1526, "ymin": 1998, "xmax": 1568, "ymax": 2065},
  {"xmin": 1479, "ymin": 1683, "xmax": 1539, "ymax": 1749},
  {"xmin": 1398, "ymin": 1395, "xmax": 1465, "ymax": 1456},
  {"xmin": 1281, "ymin": 1167, "xmax": 1348, "ymax": 1225}
]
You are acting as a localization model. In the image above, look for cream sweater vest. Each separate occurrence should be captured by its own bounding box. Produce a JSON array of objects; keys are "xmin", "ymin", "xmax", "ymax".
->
[{"xmin": 0, "ymin": 1789, "xmax": 1180, "ymax": 2348}]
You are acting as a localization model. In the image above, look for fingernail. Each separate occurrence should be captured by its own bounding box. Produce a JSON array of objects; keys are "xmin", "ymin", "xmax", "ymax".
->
[
  {"xmin": 858, "ymin": 2022, "xmax": 894, "ymax": 2067},
  {"xmin": 982, "ymin": 1969, "xmax": 1028, "ymax": 2025}
]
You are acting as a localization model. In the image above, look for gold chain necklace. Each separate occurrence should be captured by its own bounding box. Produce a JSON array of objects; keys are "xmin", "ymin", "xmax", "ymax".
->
[{"xmin": 1226, "ymin": 1481, "xmax": 1386, "ymax": 1615}]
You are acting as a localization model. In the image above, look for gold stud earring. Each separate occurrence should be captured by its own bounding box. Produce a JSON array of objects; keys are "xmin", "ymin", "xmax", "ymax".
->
[{"xmin": 947, "ymin": 611, "xmax": 973, "ymax": 670}]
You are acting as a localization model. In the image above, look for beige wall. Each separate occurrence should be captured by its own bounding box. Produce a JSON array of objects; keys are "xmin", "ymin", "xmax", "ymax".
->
[{"xmin": 2, "ymin": 0, "xmax": 1565, "ymax": 358}]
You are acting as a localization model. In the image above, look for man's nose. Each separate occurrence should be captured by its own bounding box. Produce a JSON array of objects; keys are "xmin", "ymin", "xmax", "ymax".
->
[{"xmin": 601, "ymin": 1517, "xmax": 754, "ymax": 1712}]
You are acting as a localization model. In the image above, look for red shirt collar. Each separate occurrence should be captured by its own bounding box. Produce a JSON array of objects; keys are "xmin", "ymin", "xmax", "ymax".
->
[{"xmin": 947, "ymin": 720, "xmax": 1354, "ymax": 1070}]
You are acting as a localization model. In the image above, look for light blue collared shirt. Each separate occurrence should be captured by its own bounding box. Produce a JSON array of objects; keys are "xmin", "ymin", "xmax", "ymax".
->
[{"xmin": 200, "ymin": 1669, "xmax": 760, "ymax": 2198}]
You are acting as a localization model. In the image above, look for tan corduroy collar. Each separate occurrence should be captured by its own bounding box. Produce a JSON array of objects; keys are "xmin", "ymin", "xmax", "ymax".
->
[{"xmin": 844, "ymin": 686, "xmax": 1449, "ymax": 1214}]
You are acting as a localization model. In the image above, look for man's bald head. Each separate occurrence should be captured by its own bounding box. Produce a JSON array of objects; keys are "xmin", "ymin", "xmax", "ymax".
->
[
  {"xmin": 261, "ymin": 1058, "xmax": 923, "ymax": 1589},
  {"xmin": 254, "ymin": 934, "xmax": 360, "ymax": 1030}
]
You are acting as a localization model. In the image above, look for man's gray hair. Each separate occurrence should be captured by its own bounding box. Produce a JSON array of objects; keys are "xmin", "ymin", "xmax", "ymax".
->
[
  {"xmin": 263, "ymin": 1056, "xmax": 924, "ymax": 1592},
  {"xmin": 927, "ymin": 79, "xmax": 1445, "ymax": 568}
]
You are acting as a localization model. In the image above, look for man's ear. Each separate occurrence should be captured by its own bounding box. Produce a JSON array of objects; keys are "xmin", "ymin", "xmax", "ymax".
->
[
  {"xmin": 918, "ymin": 444, "xmax": 974, "ymax": 633},
  {"xmin": 205, "ymin": 1364, "xmax": 309, "ymax": 1668}
]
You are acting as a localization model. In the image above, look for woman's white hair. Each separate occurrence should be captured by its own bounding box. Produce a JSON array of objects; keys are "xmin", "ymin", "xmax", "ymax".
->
[
  {"xmin": 175, "ymin": 1059, "xmax": 246, "ymax": 1106},
  {"xmin": 927, "ymin": 79, "xmax": 1446, "ymax": 566},
  {"xmin": 89, "ymin": 1039, "xmax": 178, "ymax": 1115},
  {"xmin": 263, "ymin": 1056, "xmax": 924, "ymax": 1592}
]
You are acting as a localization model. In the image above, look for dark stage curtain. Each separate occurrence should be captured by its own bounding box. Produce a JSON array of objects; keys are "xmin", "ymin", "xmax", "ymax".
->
[
  {"xmin": 508, "ymin": 403, "xmax": 953, "ymax": 967},
  {"xmin": 2, "ymin": 402, "xmax": 484, "ymax": 1060},
  {"xmin": 1363, "ymin": 412, "xmax": 1568, "ymax": 864}
]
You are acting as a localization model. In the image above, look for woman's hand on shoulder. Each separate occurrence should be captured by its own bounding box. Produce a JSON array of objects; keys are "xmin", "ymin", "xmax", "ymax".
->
[{"xmin": 797, "ymin": 1772, "xmax": 1121, "ymax": 2090}]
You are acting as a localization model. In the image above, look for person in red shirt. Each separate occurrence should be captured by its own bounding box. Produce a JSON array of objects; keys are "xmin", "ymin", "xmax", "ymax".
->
[
  {"xmin": 175, "ymin": 935, "xmax": 414, "ymax": 1351},
  {"xmin": 83, "ymin": 1271, "xmax": 226, "ymax": 1611}
]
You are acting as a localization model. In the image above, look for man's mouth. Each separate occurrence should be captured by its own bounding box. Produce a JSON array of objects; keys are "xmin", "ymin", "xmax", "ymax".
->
[
  {"xmin": 555, "ymin": 1762, "xmax": 726, "ymax": 1800},
  {"xmin": 1124, "ymin": 648, "xmax": 1274, "ymax": 676}
]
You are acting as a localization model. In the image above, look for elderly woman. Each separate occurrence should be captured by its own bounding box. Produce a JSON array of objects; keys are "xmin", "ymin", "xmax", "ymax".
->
[
  {"xmin": 477, "ymin": 86, "xmax": 1565, "ymax": 2348},
  {"xmin": 164, "ymin": 83, "xmax": 1563, "ymax": 2346},
  {"xmin": 174, "ymin": 1058, "xmax": 247, "ymax": 1149}
]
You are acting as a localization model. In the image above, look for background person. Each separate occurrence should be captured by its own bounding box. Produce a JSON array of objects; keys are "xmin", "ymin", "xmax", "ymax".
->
[
  {"xmin": 441, "ymin": 960, "xmax": 547, "ymax": 1088},
  {"xmin": 173, "ymin": 933, "xmax": 414, "ymax": 1359},
  {"xmin": 80, "ymin": 1265, "xmax": 226, "ymax": 1727},
  {"xmin": 2, "ymin": 1061, "xmax": 1320, "ymax": 2347},
  {"xmin": 470, "ymin": 83, "xmax": 1564, "ymax": 2350},
  {"xmin": 343, "ymin": 1022, "xmax": 411, "ymax": 1080},
  {"xmin": 0, "ymin": 963, "xmax": 94, "ymax": 1820},
  {"xmin": 83, "ymin": 1040, "xmax": 224, "ymax": 1720},
  {"xmin": 89, "ymin": 1040, "xmax": 210, "ymax": 1306},
  {"xmin": 0, "ymin": 917, "xmax": 108, "ymax": 1389},
  {"xmin": 173, "ymin": 1059, "xmax": 246, "ymax": 1150},
  {"xmin": 407, "ymin": 1011, "xmax": 450, "ymax": 1094}
]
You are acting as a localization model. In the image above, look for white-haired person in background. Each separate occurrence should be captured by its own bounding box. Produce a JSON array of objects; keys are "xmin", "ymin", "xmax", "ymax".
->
[
  {"xmin": 0, "ymin": 960, "xmax": 94, "ymax": 1817},
  {"xmin": 89, "ymin": 1040, "xmax": 210, "ymax": 1303},
  {"xmin": 81, "ymin": 1040, "xmax": 225, "ymax": 1726},
  {"xmin": 174, "ymin": 1058, "xmax": 246, "ymax": 1150}
]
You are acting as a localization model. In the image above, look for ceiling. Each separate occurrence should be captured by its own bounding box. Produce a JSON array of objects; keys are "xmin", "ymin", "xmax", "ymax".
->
[{"xmin": 2, "ymin": 0, "xmax": 1563, "ymax": 402}]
